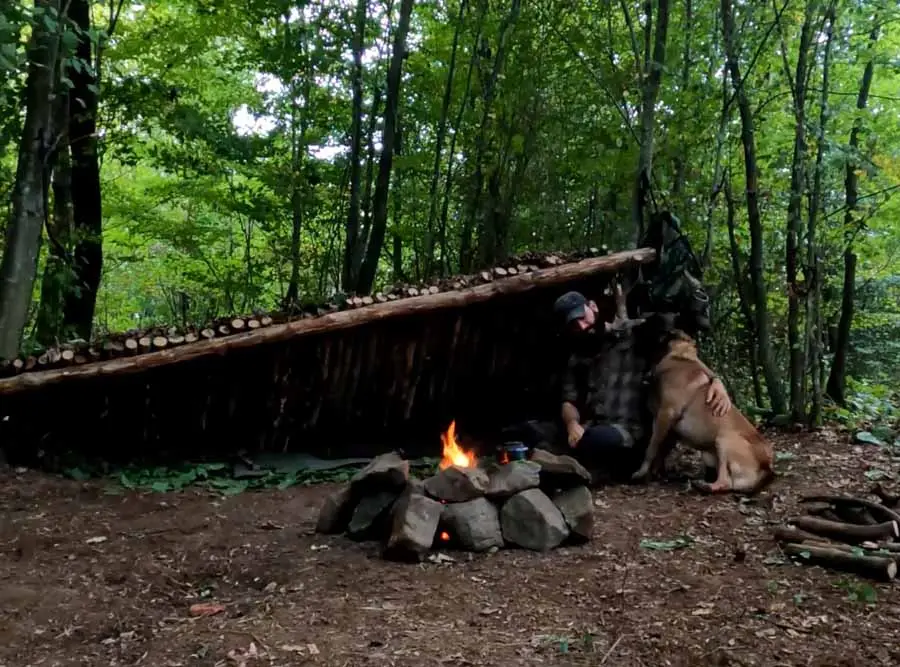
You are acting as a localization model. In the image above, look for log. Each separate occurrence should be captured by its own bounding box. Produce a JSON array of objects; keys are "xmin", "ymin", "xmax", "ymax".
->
[
  {"xmin": 0, "ymin": 247, "xmax": 656, "ymax": 395},
  {"xmin": 800, "ymin": 494, "xmax": 900, "ymax": 526},
  {"xmin": 781, "ymin": 542, "xmax": 897, "ymax": 582},
  {"xmin": 773, "ymin": 525, "xmax": 838, "ymax": 546},
  {"xmin": 871, "ymin": 484, "xmax": 900, "ymax": 509},
  {"xmin": 789, "ymin": 516, "xmax": 899, "ymax": 544}
]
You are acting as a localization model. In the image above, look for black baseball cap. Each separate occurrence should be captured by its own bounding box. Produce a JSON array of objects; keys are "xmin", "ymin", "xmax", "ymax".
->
[{"xmin": 553, "ymin": 291, "xmax": 588, "ymax": 325}]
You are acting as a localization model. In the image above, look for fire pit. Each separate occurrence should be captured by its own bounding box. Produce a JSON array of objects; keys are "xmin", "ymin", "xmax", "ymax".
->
[{"xmin": 315, "ymin": 422, "xmax": 594, "ymax": 561}]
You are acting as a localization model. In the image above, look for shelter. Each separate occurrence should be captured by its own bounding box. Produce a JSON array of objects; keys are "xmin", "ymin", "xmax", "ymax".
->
[{"xmin": 0, "ymin": 247, "xmax": 656, "ymax": 466}]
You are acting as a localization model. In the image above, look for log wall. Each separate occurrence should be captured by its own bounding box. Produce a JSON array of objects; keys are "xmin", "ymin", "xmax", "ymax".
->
[{"xmin": 0, "ymin": 258, "xmax": 641, "ymax": 467}]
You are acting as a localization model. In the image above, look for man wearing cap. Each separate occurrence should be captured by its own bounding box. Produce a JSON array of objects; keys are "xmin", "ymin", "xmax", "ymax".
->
[{"xmin": 550, "ymin": 288, "xmax": 732, "ymax": 481}]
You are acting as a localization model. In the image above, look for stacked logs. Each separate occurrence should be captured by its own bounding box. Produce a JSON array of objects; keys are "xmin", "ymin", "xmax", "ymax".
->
[
  {"xmin": 0, "ymin": 247, "xmax": 610, "ymax": 380},
  {"xmin": 774, "ymin": 490, "xmax": 900, "ymax": 582}
]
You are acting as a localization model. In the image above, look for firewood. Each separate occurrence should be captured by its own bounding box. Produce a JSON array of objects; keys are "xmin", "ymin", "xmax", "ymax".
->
[
  {"xmin": 480, "ymin": 271, "xmax": 492, "ymax": 282},
  {"xmin": 405, "ymin": 287, "xmax": 419, "ymax": 297},
  {"xmin": 200, "ymin": 328, "xmax": 215, "ymax": 340},
  {"xmin": 152, "ymin": 336, "xmax": 168, "ymax": 349},
  {"xmin": 12, "ymin": 358, "xmax": 24, "ymax": 372},
  {"xmin": 374, "ymin": 293, "xmax": 388, "ymax": 303},
  {"xmin": 184, "ymin": 332, "xmax": 199, "ymax": 344},
  {"xmin": 24, "ymin": 356, "xmax": 36, "ymax": 371},
  {"xmin": 493, "ymin": 267, "xmax": 508, "ymax": 278},
  {"xmin": 247, "ymin": 319, "xmax": 261, "ymax": 329},
  {"xmin": 773, "ymin": 525, "xmax": 837, "ymax": 546},
  {"xmin": 230, "ymin": 318, "xmax": 245, "ymax": 330},
  {"xmin": 168, "ymin": 334, "xmax": 185, "ymax": 345},
  {"xmin": 137, "ymin": 336, "xmax": 151, "ymax": 351},
  {"xmin": 37, "ymin": 352, "xmax": 50, "ymax": 366},
  {"xmin": 103, "ymin": 340, "xmax": 124, "ymax": 356},
  {"xmin": 781, "ymin": 542, "xmax": 897, "ymax": 582},
  {"xmin": 124, "ymin": 338, "xmax": 138, "ymax": 352},
  {"xmin": 871, "ymin": 484, "xmax": 900, "ymax": 509},
  {"xmin": 800, "ymin": 494, "xmax": 900, "ymax": 526},
  {"xmin": 260, "ymin": 315, "xmax": 273, "ymax": 326},
  {"xmin": 789, "ymin": 516, "xmax": 899, "ymax": 544},
  {"xmin": 0, "ymin": 247, "xmax": 657, "ymax": 394},
  {"xmin": 217, "ymin": 325, "xmax": 230, "ymax": 336},
  {"xmin": 426, "ymin": 286, "xmax": 439, "ymax": 295},
  {"xmin": 61, "ymin": 349, "xmax": 75, "ymax": 362},
  {"xmin": 47, "ymin": 348, "xmax": 62, "ymax": 363},
  {"xmin": 361, "ymin": 296, "xmax": 375, "ymax": 306},
  {"xmin": 73, "ymin": 354, "xmax": 87, "ymax": 365}
]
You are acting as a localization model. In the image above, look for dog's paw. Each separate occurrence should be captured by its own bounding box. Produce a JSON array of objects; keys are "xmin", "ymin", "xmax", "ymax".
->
[
  {"xmin": 689, "ymin": 479, "xmax": 713, "ymax": 493},
  {"xmin": 630, "ymin": 465, "xmax": 650, "ymax": 482}
]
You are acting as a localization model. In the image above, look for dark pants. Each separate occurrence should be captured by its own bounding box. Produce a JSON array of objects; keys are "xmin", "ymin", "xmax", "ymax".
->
[{"xmin": 502, "ymin": 420, "xmax": 644, "ymax": 482}]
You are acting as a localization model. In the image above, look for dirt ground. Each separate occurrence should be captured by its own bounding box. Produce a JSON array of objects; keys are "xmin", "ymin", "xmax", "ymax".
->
[{"xmin": 2, "ymin": 429, "xmax": 899, "ymax": 667}]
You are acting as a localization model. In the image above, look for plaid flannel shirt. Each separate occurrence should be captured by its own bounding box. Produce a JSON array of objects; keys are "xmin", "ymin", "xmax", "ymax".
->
[{"xmin": 560, "ymin": 327, "xmax": 650, "ymax": 447}]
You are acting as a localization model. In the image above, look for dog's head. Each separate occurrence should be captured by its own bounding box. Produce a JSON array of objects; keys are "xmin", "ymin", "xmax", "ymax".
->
[{"xmin": 664, "ymin": 328, "xmax": 697, "ymax": 356}]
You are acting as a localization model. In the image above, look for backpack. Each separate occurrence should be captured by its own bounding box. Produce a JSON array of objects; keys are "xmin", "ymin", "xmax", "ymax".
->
[{"xmin": 628, "ymin": 211, "xmax": 711, "ymax": 336}]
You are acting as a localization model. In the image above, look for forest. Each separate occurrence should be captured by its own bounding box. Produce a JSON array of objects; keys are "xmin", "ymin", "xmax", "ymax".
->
[{"xmin": 0, "ymin": 0, "xmax": 898, "ymax": 434}]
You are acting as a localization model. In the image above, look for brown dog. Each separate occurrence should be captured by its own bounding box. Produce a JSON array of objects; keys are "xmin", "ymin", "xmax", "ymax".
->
[{"xmin": 630, "ymin": 330, "xmax": 775, "ymax": 494}]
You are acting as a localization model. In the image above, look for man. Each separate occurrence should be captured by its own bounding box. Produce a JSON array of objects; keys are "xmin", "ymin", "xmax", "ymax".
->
[{"xmin": 551, "ymin": 289, "xmax": 732, "ymax": 481}]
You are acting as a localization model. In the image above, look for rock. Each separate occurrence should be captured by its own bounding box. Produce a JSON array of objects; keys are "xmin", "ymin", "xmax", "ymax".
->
[
  {"xmin": 347, "ymin": 490, "xmax": 400, "ymax": 540},
  {"xmin": 486, "ymin": 461, "xmax": 541, "ymax": 499},
  {"xmin": 384, "ymin": 484, "xmax": 444, "ymax": 561},
  {"xmin": 424, "ymin": 465, "xmax": 489, "ymax": 502},
  {"xmin": 350, "ymin": 452, "xmax": 409, "ymax": 495},
  {"xmin": 529, "ymin": 448, "xmax": 592, "ymax": 490},
  {"xmin": 551, "ymin": 486, "xmax": 594, "ymax": 543},
  {"xmin": 315, "ymin": 486, "xmax": 356, "ymax": 534},
  {"xmin": 441, "ymin": 497, "xmax": 504, "ymax": 552},
  {"xmin": 500, "ymin": 488, "xmax": 569, "ymax": 551}
]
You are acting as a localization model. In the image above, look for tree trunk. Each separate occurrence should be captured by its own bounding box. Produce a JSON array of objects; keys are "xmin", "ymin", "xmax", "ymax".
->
[
  {"xmin": 423, "ymin": 0, "xmax": 466, "ymax": 279},
  {"xmin": 631, "ymin": 0, "xmax": 670, "ymax": 245},
  {"xmin": 342, "ymin": 0, "xmax": 367, "ymax": 291},
  {"xmin": 806, "ymin": 3, "xmax": 834, "ymax": 426},
  {"xmin": 62, "ymin": 0, "xmax": 103, "ymax": 341},
  {"xmin": 35, "ymin": 79, "xmax": 74, "ymax": 346},
  {"xmin": 438, "ymin": 5, "xmax": 485, "ymax": 276},
  {"xmin": 725, "ymin": 173, "xmax": 764, "ymax": 408},
  {"xmin": 354, "ymin": 0, "xmax": 415, "ymax": 294},
  {"xmin": 459, "ymin": 0, "xmax": 521, "ymax": 272},
  {"xmin": 826, "ymin": 23, "xmax": 877, "ymax": 405},
  {"xmin": 720, "ymin": 0, "xmax": 786, "ymax": 415},
  {"xmin": 0, "ymin": 0, "xmax": 62, "ymax": 360},
  {"xmin": 781, "ymin": 5, "xmax": 814, "ymax": 420},
  {"xmin": 285, "ymin": 13, "xmax": 310, "ymax": 306}
]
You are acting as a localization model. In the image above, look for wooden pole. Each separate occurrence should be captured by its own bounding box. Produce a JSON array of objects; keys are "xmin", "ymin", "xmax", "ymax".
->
[{"xmin": 0, "ymin": 247, "xmax": 656, "ymax": 396}]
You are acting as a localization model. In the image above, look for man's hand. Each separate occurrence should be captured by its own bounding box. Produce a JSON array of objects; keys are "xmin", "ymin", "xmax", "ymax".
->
[
  {"xmin": 567, "ymin": 422, "xmax": 585, "ymax": 447},
  {"xmin": 706, "ymin": 378, "xmax": 732, "ymax": 417}
]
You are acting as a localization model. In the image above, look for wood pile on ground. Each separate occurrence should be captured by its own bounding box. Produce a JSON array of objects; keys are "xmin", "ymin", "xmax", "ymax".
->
[
  {"xmin": 773, "ymin": 487, "xmax": 900, "ymax": 582},
  {"xmin": 315, "ymin": 449, "xmax": 594, "ymax": 562}
]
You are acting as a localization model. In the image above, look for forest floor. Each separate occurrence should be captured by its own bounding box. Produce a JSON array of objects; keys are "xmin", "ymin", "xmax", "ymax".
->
[{"xmin": 2, "ymin": 428, "xmax": 900, "ymax": 667}]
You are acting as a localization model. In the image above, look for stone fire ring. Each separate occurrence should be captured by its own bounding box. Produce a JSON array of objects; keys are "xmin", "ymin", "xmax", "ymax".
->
[{"xmin": 315, "ymin": 449, "xmax": 594, "ymax": 561}]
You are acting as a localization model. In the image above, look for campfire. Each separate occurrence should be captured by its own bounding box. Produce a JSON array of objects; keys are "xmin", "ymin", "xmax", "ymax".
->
[
  {"xmin": 438, "ymin": 421, "xmax": 476, "ymax": 470},
  {"xmin": 316, "ymin": 422, "xmax": 595, "ymax": 561}
]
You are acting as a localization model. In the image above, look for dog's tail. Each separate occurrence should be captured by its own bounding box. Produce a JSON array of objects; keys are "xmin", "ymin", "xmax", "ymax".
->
[{"xmin": 746, "ymin": 465, "xmax": 776, "ymax": 496}]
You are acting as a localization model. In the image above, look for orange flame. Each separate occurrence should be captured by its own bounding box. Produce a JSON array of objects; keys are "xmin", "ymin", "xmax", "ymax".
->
[
  {"xmin": 439, "ymin": 531, "xmax": 450, "ymax": 541},
  {"xmin": 438, "ymin": 420, "xmax": 477, "ymax": 470}
]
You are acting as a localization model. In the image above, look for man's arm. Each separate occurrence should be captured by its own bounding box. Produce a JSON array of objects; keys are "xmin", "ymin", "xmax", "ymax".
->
[
  {"xmin": 561, "ymin": 355, "xmax": 585, "ymax": 446},
  {"xmin": 691, "ymin": 354, "xmax": 731, "ymax": 417}
]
